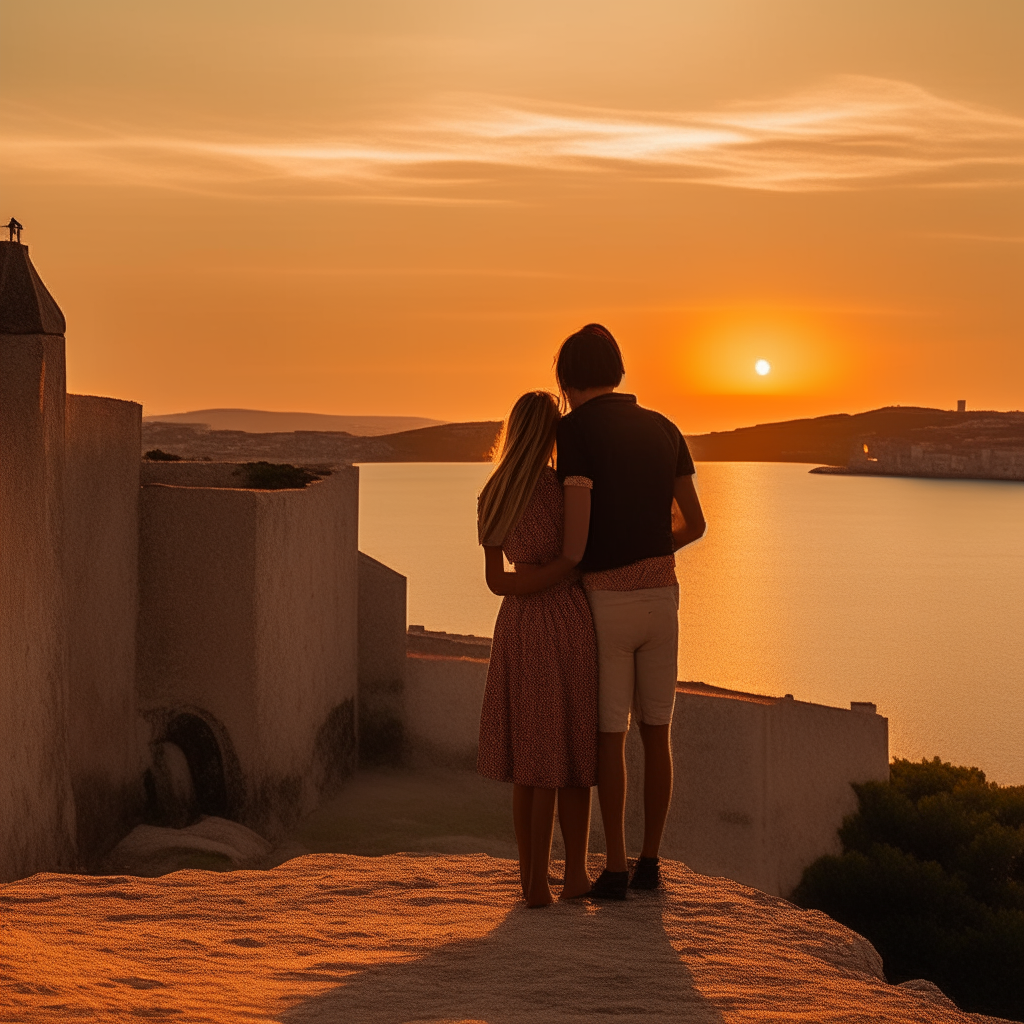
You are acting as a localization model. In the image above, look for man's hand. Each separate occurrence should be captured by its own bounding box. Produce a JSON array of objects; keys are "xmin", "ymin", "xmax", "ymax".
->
[{"xmin": 671, "ymin": 475, "xmax": 706, "ymax": 552}]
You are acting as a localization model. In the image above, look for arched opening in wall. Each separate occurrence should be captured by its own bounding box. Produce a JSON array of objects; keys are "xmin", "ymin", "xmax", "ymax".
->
[{"xmin": 164, "ymin": 714, "xmax": 229, "ymax": 818}]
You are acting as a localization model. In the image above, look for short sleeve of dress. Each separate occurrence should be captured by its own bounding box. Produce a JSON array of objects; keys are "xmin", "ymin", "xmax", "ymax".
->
[{"xmin": 556, "ymin": 417, "xmax": 593, "ymax": 483}]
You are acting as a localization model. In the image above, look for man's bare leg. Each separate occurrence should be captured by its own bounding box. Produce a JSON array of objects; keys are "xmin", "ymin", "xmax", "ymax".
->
[
  {"xmin": 527, "ymin": 787, "xmax": 557, "ymax": 907},
  {"xmin": 512, "ymin": 784, "xmax": 534, "ymax": 899},
  {"xmin": 638, "ymin": 722, "xmax": 673, "ymax": 859},
  {"xmin": 597, "ymin": 731, "xmax": 629, "ymax": 873},
  {"xmin": 556, "ymin": 786, "xmax": 592, "ymax": 899}
]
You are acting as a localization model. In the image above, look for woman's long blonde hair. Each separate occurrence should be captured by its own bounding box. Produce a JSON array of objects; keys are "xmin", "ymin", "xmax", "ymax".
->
[{"xmin": 477, "ymin": 391, "xmax": 560, "ymax": 547}]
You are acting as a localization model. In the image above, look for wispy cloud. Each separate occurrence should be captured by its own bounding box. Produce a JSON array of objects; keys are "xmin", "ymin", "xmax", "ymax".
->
[{"xmin": 4, "ymin": 76, "xmax": 1023, "ymax": 196}]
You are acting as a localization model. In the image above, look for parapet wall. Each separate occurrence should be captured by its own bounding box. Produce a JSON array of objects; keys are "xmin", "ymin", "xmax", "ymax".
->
[
  {"xmin": 405, "ymin": 628, "xmax": 491, "ymax": 768},
  {"xmin": 402, "ymin": 634, "xmax": 889, "ymax": 897},
  {"xmin": 624, "ymin": 685, "xmax": 889, "ymax": 896},
  {"xmin": 137, "ymin": 466, "xmax": 360, "ymax": 839},
  {"xmin": 64, "ymin": 395, "xmax": 148, "ymax": 865}
]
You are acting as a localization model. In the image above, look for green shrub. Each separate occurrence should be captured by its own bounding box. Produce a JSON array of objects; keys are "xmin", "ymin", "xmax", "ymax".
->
[
  {"xmin": 144, "ymin": 448, "xmax": 182, "ymax": 461},
  {"xmin": 236, "ymin": 462, "xmax": 323, "ymax": 489},
  {"xmin": 792, "ymin": 757, "xmax": 1024, "ymax": 1020}
]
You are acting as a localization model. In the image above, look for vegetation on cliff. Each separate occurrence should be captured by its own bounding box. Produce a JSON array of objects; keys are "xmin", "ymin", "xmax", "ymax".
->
[{"xmin": 793, "ymin": 757, "xmax": 1024, "ymax": 1021}]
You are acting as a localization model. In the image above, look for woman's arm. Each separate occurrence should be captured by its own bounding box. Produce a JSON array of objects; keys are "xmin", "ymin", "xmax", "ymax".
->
[
  {"xmin": 482, "ymin": 484, "xmax": 592, "ymax": 597},
  {"xmin": 671, "ymin": 475, "xmax": 706, "ymax": 551},
  {"xmin": 484, "ymin": 545, "xmax": 578, "ymax": 596}
]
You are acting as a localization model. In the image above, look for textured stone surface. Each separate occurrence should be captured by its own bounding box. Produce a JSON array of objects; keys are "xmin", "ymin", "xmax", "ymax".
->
[{"xmin": 0, "ymin": 854, "xmax": 1006, "ymax": 1022}]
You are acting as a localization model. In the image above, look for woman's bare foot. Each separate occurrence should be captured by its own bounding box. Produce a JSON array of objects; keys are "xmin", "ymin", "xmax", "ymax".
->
[
  {"xmin": 558, "ymin": 874, "xmax": 592, "ymax": 900},
  {"xmin": 526, "ymin": 883, "xmax": 554, "ymax": 908}
]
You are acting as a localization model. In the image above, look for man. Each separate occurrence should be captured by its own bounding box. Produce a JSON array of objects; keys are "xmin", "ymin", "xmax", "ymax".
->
[{"xmin": 556, "ymin": 323, "xmax": 706, "ymax": 899}]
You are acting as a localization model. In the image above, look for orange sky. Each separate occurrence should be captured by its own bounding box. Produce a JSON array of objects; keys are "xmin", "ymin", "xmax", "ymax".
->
[{"xmin": 3, "ymin": 0, "xmax": 1022, "ymax": 432}]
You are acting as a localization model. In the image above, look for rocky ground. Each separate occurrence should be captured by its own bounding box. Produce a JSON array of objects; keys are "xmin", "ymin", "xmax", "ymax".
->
[{"xmin": 2, "ymin": 851, "xmax": 1012, "ymax": 1022}]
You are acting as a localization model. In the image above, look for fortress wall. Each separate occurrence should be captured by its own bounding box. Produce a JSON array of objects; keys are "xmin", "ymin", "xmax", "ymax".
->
[
  {"xmin": 63, "ymin": 394, "xmax": 147, "ymax": 865},
  {"xmin": 358, "ymin": 552, "xmax": 407, "ymax": 765},
  {"xmin": 137, "ymin": 467, "xmax": 359, "ymax": 839},
  {"xmin": 0, "ymin": 332, "xmax": 76, "ymax": 881}
]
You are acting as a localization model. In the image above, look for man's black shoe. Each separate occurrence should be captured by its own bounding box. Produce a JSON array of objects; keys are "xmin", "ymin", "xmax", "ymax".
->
[
  {"xmin": 589, "ymin": 869, "xmax": 629, "ymax": 900},
  {"xmin": 629, "ymin": 856, "xmax": 661, "ymax": 890}
]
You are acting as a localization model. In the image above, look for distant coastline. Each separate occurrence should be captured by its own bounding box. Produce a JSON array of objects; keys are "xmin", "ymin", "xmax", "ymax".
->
[
  {"xmin": 141, "ymin": 405, "xmax": 1024, "ymax": 480},
  {"xmin": 809, "ymin": 464, "xmax": 1024, "ymax": 482},
  {"xmin": 688, "ymin": 405, "xmax": 1024, "ymax": 483}
]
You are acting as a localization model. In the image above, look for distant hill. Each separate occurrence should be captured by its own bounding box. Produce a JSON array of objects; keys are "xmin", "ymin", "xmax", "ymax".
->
[
  {"xmin": 684, "ymin": 406, "xmax": 1024, "ymax": 466},
  {"xmin": 141, "ymin": 419, "xmax": 501, "ymax": 464},
  {"xmin": 142, "ymin": 409, "xmax": 445, "ymax": 436},
  {"xmin": 374, "ymin": 421, "xmax": 502, "ymax": 462}
]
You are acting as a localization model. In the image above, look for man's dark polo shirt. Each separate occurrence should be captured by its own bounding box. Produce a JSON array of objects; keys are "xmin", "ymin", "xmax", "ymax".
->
[{"xmin": 556, "ymin": 393, "xmax": 695, "ymax": 573}]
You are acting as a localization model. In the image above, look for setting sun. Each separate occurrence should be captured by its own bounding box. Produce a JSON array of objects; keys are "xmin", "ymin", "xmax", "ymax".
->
[{"xmin": 755, "ymin": 359, "xmax": 771, "ymax": 376}]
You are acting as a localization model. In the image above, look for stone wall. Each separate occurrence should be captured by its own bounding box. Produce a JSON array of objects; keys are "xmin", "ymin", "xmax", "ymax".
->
[
  {"xmin": 357, "ymin": 553, "xmax": 407, "ymax": 765},
  {"xmin": 137, "ymin": 465, "xmax": 360, "ymax": 839},
  {"xmin": 0, "ymin": 241, "xmax": 77, "ymax": 882},
  {"xmin": 64, "ymin": 394, "xmax": 148, "ymax": 865}
]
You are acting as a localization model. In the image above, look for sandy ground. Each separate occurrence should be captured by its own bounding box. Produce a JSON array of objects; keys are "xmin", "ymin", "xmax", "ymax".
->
[{"xmin": 1, "ymin": 853, "xmax": 1007, "ymax": 1023}]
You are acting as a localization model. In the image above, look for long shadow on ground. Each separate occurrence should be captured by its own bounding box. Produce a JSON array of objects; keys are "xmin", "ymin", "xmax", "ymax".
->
[{"xmin": 279, "ymin": 890, "xmax": 725, "ymax": 1024}]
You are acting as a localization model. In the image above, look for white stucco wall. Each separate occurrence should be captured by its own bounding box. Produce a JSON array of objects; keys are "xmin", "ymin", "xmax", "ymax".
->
[
  {"xmin": 405, "ymin": 654, "xmax": 489, "ymax": 767},
  {"xmin": 0, "ymin": 332, "xmax": 77, "ymax": 881},
  {"xmin": 624, "ymin": 688, "xmax": 889, "ymax": 896},
  {"xmin": 358, "ymin": 552, "xmax": 407, "ymax": 765},
  {"xmin": 136, "ymin": 465, "xmax": 359, "ymax": 838},
  {"xmin": 64, "ymin": 394, "xmax": 147, "ymax": 863}
]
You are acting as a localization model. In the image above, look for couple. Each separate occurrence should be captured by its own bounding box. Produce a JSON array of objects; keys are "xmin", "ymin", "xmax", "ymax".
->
[{"xmin": 476, "ymin": 323, "xmax": 706, "ymax": 907}]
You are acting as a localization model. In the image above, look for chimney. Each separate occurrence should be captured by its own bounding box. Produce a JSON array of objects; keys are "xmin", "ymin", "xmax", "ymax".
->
[{"xmin": 957, "ymin": 400, "xmax": 966, "ymax": 413}]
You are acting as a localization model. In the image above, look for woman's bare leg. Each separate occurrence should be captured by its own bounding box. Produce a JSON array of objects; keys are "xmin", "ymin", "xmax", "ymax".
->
[
  {"xmin": 527, "ymin": 787, "xmax": 557, "ymax": 907},
  {"xmin": 512, "ymin": 784, "xmax": 534, "ymax": 899},
  {"xmin": 597, "ymin": 731, "xmax": 629, "ymax": 872},
  {"xmin": 556, "ymin": 786, "xmax": 592, "ymax": 899}
]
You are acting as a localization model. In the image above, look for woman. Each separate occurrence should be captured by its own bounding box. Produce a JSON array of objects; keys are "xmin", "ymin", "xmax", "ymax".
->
[{"xmin": 476, "ymin": 391, "xmax": 597, "ymax": 907}]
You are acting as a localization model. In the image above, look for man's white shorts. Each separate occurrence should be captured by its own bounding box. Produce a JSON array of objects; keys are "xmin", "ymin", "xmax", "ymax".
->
[{"xmin": 586, "ymin": 585, "xmax": 679, "ymax": 733}]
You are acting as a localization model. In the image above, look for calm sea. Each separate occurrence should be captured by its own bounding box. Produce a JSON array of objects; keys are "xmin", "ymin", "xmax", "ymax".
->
[{"xmin": 357, "ymin": 462, "xmax": 1024, "ymax": 785}]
